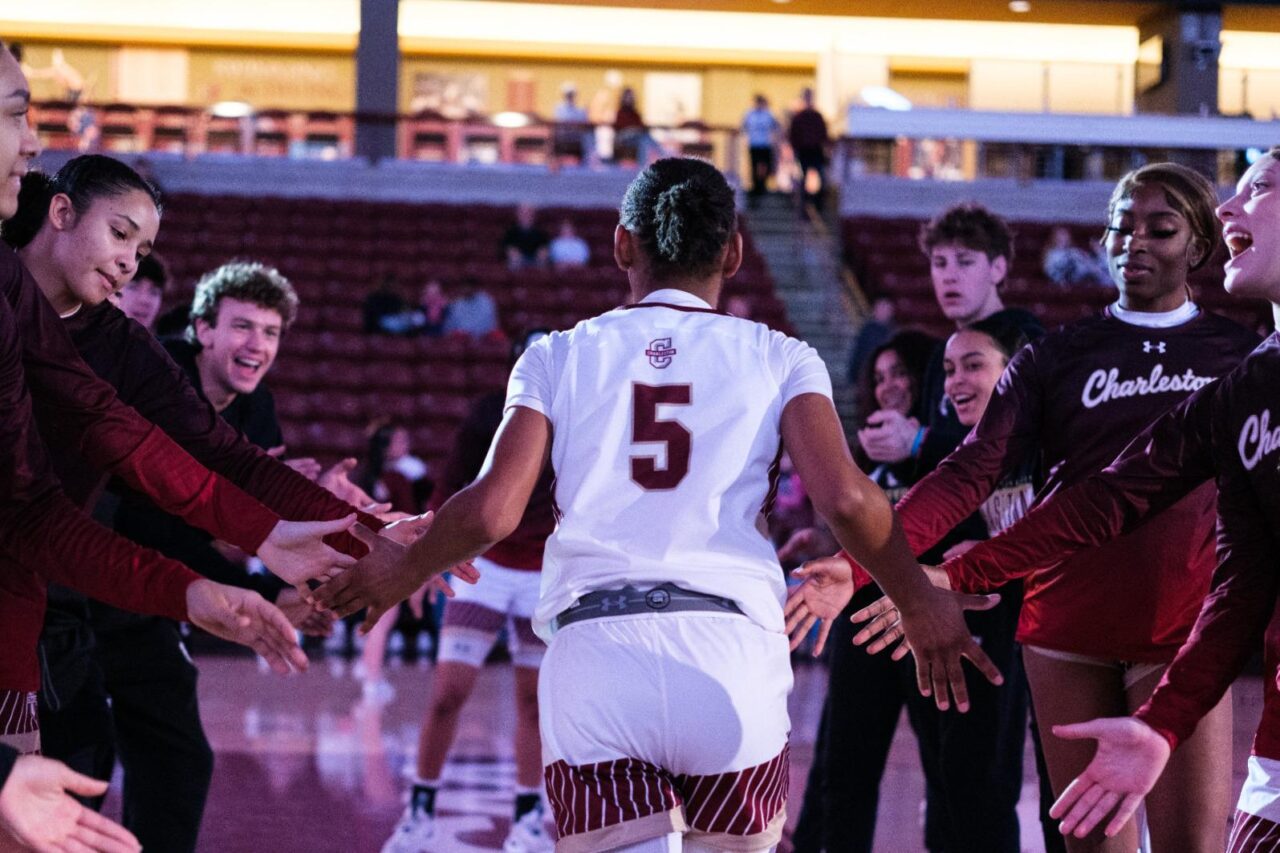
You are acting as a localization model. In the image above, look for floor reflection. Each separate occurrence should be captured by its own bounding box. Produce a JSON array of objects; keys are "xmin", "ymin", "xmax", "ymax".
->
[{"xmin": 110, "ymin": 654, "xmax": 1261, "ymax": 852}]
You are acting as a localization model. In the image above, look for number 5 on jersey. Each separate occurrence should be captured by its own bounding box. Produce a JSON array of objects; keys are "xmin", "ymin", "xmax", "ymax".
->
[{"xmin": 631, "ymin": 383, "xmax": 692, "ymax": 490}]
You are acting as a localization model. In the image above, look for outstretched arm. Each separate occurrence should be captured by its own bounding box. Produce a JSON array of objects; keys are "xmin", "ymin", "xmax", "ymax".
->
[
  {"xmin": 782, "ymin": 392, "xmax": 1004, "ymax": 713},
  {"xmin": 315, "ymin": 405, "xmax": 550, "ymax": 630},
  {"xmin": 1049, "ymin": 467, "xmax": 1277, "ymax": 839},
  {"xmin": 942, "ymin": 379, "xmax": 1218, "ymax": 594},
  {"xmin": 841, "ymin": 342, "xmax": 1046, "ymax": 587}
]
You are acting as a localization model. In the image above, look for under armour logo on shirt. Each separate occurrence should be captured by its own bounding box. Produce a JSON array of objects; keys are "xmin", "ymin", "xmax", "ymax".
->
[
  {"xmin": 599, "ymin": 595, "xmax": 628, "ymax": 612},
  {"xmin": 1143, "ymin": 340, "xmax": 1167, "ymax": 354},
  {"xmin": 645, "ymin": 338, "xmax": 677, "ymax": 369}
]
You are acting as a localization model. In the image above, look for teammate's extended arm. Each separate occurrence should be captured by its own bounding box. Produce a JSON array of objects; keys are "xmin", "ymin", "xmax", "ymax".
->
[
  {"xmin": 850, "ymin": 375, "xmax": 1221, "ymax": 656},
  {"xmin": 942, "ymin": 380, "xmax": 1218, "ymax": 593},
  {"xmin": 314, "ymin": 405, "xmax": 550, "ymax": 629},
  {"xmin": 5, "ymin": 257, "xmax": 350, "ymax": 585},
  {"xmin": 1049, "ymin": 469, "xmax": 1277, "ymax": 839},
  {"xmin": 781, "ymin": 391, "xmax": 1004, "ymax": 713},
  {"xmin": 840, "ymin": 342, "xmax": 1046, "ymax": 585}
]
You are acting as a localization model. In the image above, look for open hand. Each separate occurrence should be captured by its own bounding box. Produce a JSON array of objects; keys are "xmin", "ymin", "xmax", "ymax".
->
[
  {"xmin": 283, "ymin": 456, "xmax": 323, "ymax": 481},
  {"xmin": 1049, "ymin": 717, "xmax": 1170, "ymax": 839},
  {"xmin": 784, "ymin": 556, "xmax": 854, "ymax": 655},
  {"xmin": 849, "ymin": 565, "xmax": 953, "ymax": 659},
  {"xmin": 313, "ymin": 523, "xmax": 415, "ymax": 632},
  {"xmin": 0, "ymin": 756, "xmax": 140, "ymax": 853},
  {"xmin": 185, "ymin": 580, "xmax": 308, "ymax": 674},
  {"xmin": 275, "ymin": 588, "xmax": 335, "ymax": 637},
  {"xmin": 317, "ymin": 457, "xmax": 382, "ymax": 509},
  {"xmin": 379, "ymin": 512, "xmax": 434, "ymax": 546},
  {"xmin": 853, "ymin": 586, "xmax": 1004, "ymax": 712},
  {"xmin": 257, "ymin": 515, "xmax": 358, "ymax": 597}
]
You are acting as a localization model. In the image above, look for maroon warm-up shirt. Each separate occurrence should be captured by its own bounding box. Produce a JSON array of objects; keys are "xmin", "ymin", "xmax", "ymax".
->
[
  {"xmin": 0, "ymin": 247, "xmax": 313, "ymax": 689},
  {"xmin": 851, "ymin": 308, "xmax": 1257, "ymax": 662},
  {"xmin": 944, "ymin": 332, "xmax": 1280, "ymax": 759}
]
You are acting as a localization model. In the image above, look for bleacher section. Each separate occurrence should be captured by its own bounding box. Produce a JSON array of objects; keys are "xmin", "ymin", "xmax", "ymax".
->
[
  {"xmin": 843, "ymin": 215, "xmax": 1272, "ymax": 339},
  {"xmin": 158, "ymin": 193, "xmax": 790, "ymax": 471}
]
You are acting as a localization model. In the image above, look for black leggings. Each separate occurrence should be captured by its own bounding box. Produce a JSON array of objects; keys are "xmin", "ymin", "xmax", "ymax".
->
[{"xmin": 793, "ymin": 583, "xmax": 1031, "ymax": 853}]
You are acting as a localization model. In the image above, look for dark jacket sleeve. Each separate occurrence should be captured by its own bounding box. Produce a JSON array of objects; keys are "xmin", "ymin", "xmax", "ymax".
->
[
  {"xmin": 2, "ymin": 251, "xmax": 278, "ymax": 553},
  {"xmin": 943, "ymin": 379, "xmax": 1218, "ymax": 593},
  {"xmin": 0, "ymin": 296, "xmax": 195, "ymax": 619},
  {"xmin": 89, "ymin": 311, "xmax": 382, "ymax": 556},
  {"xmin": 1136, "ymin": 461, "xmax": 1278, "ymax": 749}
]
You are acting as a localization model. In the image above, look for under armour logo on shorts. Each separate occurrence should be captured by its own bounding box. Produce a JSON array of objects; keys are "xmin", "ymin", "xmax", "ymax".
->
[
  {"xmin": 645, "ymin": 338, "xmax": 677, "ymax": 369},
  {"xmin": 599, "ymin": 595, "xmax": 629, "ymax": 612},
  {"xmin": 1143, "ymin": 340, "xmax": 1167, "ymax": 354}
]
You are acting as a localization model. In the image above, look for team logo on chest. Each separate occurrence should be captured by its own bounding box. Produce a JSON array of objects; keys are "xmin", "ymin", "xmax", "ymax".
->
[
  {"xmin": 645, "ymin": 337, "xmax": 677, "ymax": 369},
  {"xmin": 1143, "ymin": 340, "xmax": 1167, "ymax": 354},
  {"xmin": 1238, "ymin": 409, "xmax": 1280, "ymax": 471}
]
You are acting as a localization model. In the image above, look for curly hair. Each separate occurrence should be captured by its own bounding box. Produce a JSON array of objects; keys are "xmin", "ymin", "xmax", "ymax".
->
[
  {"xmin": 185, "ymin": 261, "xmax": 298, "ymax": 343},
  {"xmin": 918, "ymin": 203, "xmax": 1015, "ymax": 266}
]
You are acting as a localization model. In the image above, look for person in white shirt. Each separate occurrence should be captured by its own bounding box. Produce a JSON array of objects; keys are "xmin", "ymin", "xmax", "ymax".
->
[
  {"xmin": 548, "ymin": 219, "xmax": 591, "ymax": 269},
  {"xmin": 316, "ymin": 157, "xmax": 1004, "ymax": 853}
]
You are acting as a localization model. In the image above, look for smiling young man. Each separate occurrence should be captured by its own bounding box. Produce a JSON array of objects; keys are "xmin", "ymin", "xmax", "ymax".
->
[{"xmin": 859, "ymin": 204, "xmax": 1042, "ymax": 470}]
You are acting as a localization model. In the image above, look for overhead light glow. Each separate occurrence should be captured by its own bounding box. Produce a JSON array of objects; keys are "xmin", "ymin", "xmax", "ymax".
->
[
  {"xmin": 210, "ymin": 101, "xmax": 253, "ymax": 118},
  {"xmin": 1009, "ymin": 1, "xmax": 1031, "ymax": 12},
  {"xmin": 492, "ymin": 111, "xmax": 532, "ymax": 128},
  {"xmin": 860, "ymin": 85, "xmax": 912, "ymax": 111}
]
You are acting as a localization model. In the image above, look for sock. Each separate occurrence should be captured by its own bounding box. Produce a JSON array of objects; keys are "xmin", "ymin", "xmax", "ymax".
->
[
  {"xmin": 410, "ymin": 779, "xmax": 440, "ymax": 819},
  {"xmin": 513, "ymin": 788, "xmax": 543, "ymax": 821}
]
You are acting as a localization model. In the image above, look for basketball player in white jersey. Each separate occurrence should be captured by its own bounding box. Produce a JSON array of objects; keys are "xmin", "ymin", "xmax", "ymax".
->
[{"xmin": 317, "ymin": 157, "xmax": 1003, "ymax": 852}]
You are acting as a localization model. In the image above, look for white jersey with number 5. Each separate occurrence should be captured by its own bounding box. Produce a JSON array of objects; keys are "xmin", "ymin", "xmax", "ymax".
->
[{"xmin": 505, "ymin": 289, "xmax": 832, "ymax": 641}]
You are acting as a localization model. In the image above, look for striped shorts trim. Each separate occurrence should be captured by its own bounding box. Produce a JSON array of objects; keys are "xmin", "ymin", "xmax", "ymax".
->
[
  {"xmin": 545, "ymin": 744, "xmax": 789, "ymax": 852},
  {"xmin": 1230, "ymin": 810, "xmax": 1280, "ymax": 852},
  {"xmin": 0, "ymin": 690, "xmax": 37, "ymax": 736},
  {"xmin": 0, "ymin": 691, "xmax": 40, "ymax": 755}
]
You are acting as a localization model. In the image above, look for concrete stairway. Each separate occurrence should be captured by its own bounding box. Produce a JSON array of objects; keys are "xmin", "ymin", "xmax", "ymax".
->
[{"xmin": 744, "ymin": 193, "xmax": 860, "ymax": 433}]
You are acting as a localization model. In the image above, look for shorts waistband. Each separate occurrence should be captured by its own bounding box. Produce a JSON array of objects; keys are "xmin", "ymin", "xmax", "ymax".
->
[{"xmin": 551, "ymin": 583, "xmax": 743, "ymax": 632}]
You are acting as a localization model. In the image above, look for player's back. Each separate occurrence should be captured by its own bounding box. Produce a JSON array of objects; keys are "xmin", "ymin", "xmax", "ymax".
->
[{"xmin": 506, "ymin": 290, "xmax": 831, "ymax": 638}]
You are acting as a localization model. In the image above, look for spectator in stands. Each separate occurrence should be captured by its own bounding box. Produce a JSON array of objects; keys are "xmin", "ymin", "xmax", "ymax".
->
[
  {"xmin": 442, "ymin": 276, "xmax": 500, "ymax": 339},
  {"xmin": 363, "ymin": 274, "xmax": 419, "ymax": 336},
  {"xmin": 742, "ymin": 94, "xmax": 781, "ymax": 205},
  {"xmin": 552, "ymin": 83, "xmax": 591, "ymax": 166},
  {"xmin": 1041, "ymin": 225, "xmax": 1108, "ymax": 286},
  {"xmin": 587, "ymin": 69, "xmax": 624, "ymax": 162},
  {"xmin": 501, "ymin": 202, "xmax": 550, "ymax": 269},
  {"xmin": 548, "ymin": 218, "xmax": 590, "ymax": 269},
  {"xmin": 355, "ymin": 420, "xmax": 433, "ymax": 703},
  {"xmin": 847, "ymin": 296, "xmax": 896, "ymax": 386},
  {"xmin": 789, "ymin": 87, "xmax": 829, "ymax": 214},
  {"xmin": 418, "ymin": 279, "xmax": 451, "ymax": 338},
  {"xmin": 613, "ymin": 86, "xmax": 655, "ymax": 165},
  {"xmin": 111, "ymin": 252, "xmax": 167, "ymax": 332}
]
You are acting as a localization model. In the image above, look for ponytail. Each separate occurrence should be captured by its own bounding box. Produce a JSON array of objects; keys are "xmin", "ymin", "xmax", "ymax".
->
[
  {"xmin": 1, "ymin": 171, "xmax": 55, "ymax": 249},
  {"xmin": 620, "ymin": 157, "xmax": 736, "ymax": 277},
  {"xmin": 0, "ymin": 155, "xmax": 161, "ymax": 250}
]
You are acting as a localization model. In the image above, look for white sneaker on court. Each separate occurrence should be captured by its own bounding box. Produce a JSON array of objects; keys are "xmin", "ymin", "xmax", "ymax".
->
[
  {"xmin": 381, "ymin": 807, "xmax": 436, "ymax": 853},
  {"xmin": 502, "ymin": 808, "xmax": 554, "ymax": 853}
]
